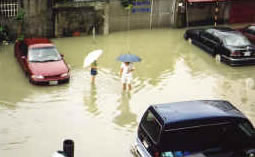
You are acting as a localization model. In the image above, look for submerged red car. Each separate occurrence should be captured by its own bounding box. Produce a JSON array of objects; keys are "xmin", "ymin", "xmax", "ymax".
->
[
  {"xmin": 238, "ymin": 24, "xmax": 255, "ymax": 44},
  {"xmin": 14, "ymin": 38, "xmax": 70, "ymax": 85}
]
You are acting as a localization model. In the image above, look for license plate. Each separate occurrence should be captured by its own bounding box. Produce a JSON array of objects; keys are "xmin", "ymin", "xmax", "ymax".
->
[
  {"xmin": 244, "ymin": 52, "xmax": 251, "ymax": 56},
  {"xmin": 49, "ymin": 80, "xmax": 58, "ymax": 85}
]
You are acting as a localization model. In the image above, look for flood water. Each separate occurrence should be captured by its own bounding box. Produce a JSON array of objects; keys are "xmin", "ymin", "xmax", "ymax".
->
[{"xmin": 1, "ymin": 28, "xmax": 255, "ymax": 157}]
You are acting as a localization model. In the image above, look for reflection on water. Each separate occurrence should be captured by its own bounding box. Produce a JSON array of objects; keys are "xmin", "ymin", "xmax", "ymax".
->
[
  {"xmin": 113, "ymin": 92, "xmax": 137, "ymax": 131},
  {"xmin": 83, "ymin": 83, "xmax": 100, "ymax": 116},
  {"xmin": 1, "ymin": 29, "xmax": 255, "ymax": 157}
]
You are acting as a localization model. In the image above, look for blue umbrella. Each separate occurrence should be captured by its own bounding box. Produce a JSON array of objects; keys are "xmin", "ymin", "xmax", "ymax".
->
[{"xmin": 117, "ymin": 53, "xmax": 141, "ymax": 62}]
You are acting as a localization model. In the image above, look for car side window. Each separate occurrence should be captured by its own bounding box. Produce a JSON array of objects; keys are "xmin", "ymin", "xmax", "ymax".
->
[
  {"xmin": 141, "ymin": 110, "xmax": 162, "ymax": 143},
  {"xmin": 238, "ymin": 121, "xmax": 255, "ymax": 137},
  {"xmin": 221, "ymin": 122, "xmax": 255, "ymax": 149},
  {"xmin": 245, "ymin": 26, "xmax": 255, "ymax": 35},
  {"xmin": 19, "ymin": 42, "xmax": 28, "ymax": 56},
  {"xmin": 161, "ymin": 123, "xmax": 230, "ymax": 152},
  {"xmin": 202, "ymin": 32, "xmax": 214, "ymax": 41},
  {"xmin": 210, "ymin": 36, "xmax": 219, "ymax": 43}
]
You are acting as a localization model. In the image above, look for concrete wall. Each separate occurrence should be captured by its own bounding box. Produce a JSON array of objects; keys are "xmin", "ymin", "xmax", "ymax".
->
[
  {"xmin": 186, "ymin": 2, "xmax": 230, "ymax": 26},
  {"xmin": 109, "ymin": 0, "xmax": 175, "ymax": 32},
  {"xmin": 53, "ymin": 2, "xmax": 106, "ymax": 37},
  {"xmin": 0, "ymin": 0, "xmax": 53, "ymax": 40},
  {"xmin": 23, "ymin": 0, "xmax": 53, "ymax": 37},
  {"xmin": 0, "ymin": 17, "xmax": 18, "ymax": 41},
  {"xmin": 2, "ymin": 0, "xmax": 249, "ymax": 40},
  {"xmin": 54, "ymin": 7, "xmax": 99, "ymax": 37}
]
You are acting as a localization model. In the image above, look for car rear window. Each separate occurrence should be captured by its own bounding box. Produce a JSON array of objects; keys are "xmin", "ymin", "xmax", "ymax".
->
[
  {"xmin": 141, "ymin": 110, "xmax": 162, "ymax": 143},
  {"xmin": 223, "ymin": 34, "xmax": 251, "ymax": 47}
]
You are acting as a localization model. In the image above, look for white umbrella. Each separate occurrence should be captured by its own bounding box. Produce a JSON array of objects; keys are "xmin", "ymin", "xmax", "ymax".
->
[{"xmin": 83, "ymin": 49, "xmax": 103, "ymax": 68}]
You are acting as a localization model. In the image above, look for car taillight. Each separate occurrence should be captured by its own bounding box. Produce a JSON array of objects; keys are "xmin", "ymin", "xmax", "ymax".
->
[
  {"xmin": 154, "ymin": 152, "xmax": 160, "ymax": 157},
  {"xmin": 231, "ymin": 51, "xmax": 241, "ymax": 56}
]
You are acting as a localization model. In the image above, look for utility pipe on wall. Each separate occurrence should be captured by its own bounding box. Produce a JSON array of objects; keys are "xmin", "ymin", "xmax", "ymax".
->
[{"xmin": 150, "ymin": 0, "xmax": 154, "ymax": 29}]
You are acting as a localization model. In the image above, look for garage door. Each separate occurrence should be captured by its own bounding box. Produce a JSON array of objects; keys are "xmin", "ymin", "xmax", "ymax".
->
[{"xmin": 229, "ymin": 1, "xmax": 255, "ymax": 23}]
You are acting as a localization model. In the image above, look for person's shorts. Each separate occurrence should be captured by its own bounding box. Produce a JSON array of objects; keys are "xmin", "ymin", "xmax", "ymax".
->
[
  {"xmin": 91, "ymin": 69, "xmax": 98, "ymax": 76},
  {"xmin": 121, "ymin": 75, "xmax": 132, "ymax": 84}
]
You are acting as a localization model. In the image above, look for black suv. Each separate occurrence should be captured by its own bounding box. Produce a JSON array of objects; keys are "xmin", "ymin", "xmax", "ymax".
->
[{"xmin": 132, "ymin": 100, "xmax": 255, "ymax": 157}]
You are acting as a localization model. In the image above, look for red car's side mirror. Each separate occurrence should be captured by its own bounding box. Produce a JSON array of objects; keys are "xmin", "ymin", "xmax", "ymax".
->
[{"xmin": 61, "ymin": 54, "xmax": 64, "ymax": 58}]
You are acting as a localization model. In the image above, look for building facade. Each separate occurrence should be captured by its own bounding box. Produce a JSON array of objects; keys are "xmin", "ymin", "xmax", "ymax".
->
[{"xmin": 0, "ymin": 0, "xmax": 255, "ymax": 40}]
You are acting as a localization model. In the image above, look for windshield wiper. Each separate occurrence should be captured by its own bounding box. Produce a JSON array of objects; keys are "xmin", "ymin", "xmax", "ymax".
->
[
  {"xmin": 29, "ymin": 60, "xmax": 45, "ymax": 62},
  {"xmin": 43, "ymin": 59, "xmax": 60, "ymax": 62}
]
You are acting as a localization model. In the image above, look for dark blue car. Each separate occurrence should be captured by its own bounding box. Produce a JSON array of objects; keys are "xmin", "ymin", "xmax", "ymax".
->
[{"xmin": 132, "ymin": 100, "xmax": 255, "ymax": 157}]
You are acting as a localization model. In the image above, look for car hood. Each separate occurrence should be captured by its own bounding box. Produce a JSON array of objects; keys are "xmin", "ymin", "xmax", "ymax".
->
[{"xmin": 28, "ymin": 60, "xmax": 69, "ymax": 76}]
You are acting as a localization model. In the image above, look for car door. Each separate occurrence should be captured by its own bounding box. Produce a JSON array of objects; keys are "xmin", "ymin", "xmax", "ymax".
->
[
  {"xmin": 211, "ymin": 36, "xmax": 221, "ymax": 56},
  {"xmin": 15, "ymin": 42, "xmax": 24, "ymax": 64},
  {"xmin": 200, "ymin": 32, "xmax": 216, "ymax": 54},
  {"xmin": 19, "ymin": 42, "xmax": 29, "ymax": 73}
]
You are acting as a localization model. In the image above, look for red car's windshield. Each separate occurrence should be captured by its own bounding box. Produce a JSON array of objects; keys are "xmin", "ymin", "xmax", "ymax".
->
[{"xmin": 28, "ymin": 46, "xmax": 61, "ymax": 62}]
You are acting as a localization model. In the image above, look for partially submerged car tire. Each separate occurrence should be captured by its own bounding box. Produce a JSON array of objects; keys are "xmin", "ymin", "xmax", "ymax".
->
[{"xmin": 215, "ymin": 54, "xmax": 222, "ymax": 63}]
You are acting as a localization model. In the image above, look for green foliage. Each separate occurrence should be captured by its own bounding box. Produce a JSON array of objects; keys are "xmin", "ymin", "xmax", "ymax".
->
[
  {"xmin": 120, "ymin": 0, "xmax": 134, "ymax": 9},
  {"xmin": 15, "ymin": 8, "xmax": 25, "ymax": 21},
  {"xmin": 17, "ymin": 34, "xmax": 24, "ymax": 41}
]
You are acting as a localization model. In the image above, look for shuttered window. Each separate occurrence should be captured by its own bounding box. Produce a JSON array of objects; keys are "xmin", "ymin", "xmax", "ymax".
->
[{"xmin": 0, "ymin": 0, "xmax": 19, "ymax": 18}]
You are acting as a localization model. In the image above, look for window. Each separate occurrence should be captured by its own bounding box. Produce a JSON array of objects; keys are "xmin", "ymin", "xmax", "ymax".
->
[
  {"xmin": 28, "ymin": 47, "xmax": 61, "ymax": 62},
  {"xmin": 19, "ymin": 42, "xmax": 28, "ymax": 56},
  {"xmin": 0, "ymin": 0, "xmax": 19, "ymax": 18},
  {"xmin": 141, "ymin": 110, "xmax": 162, "ymax": 143},
  {"xmin": 160, "ymin": 122, "xmax": 231, "ymax": 152},
  {"xmin": 223, "ymin": 34, "xmax": 251, "ymax": 47},
  {"xmin": 246, "ymin": 26, "xmax": 255, "ymax": 35}
]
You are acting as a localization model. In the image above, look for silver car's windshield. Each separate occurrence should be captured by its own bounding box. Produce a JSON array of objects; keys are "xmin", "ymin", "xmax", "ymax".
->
[{"xmin": 28, "ymin": 47, "xmax": 61, "ymax": 62}]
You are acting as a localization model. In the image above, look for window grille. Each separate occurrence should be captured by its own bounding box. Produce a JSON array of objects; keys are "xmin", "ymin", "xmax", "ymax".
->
[{"xmin": 0, "ymin": 0, "xmax": 19, "ymax": 18}]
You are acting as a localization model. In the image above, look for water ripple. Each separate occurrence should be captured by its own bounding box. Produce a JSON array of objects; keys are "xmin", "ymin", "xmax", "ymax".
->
[{"xmin": 0, "ymin": 101, "xmax": 16, "ymax": 110}]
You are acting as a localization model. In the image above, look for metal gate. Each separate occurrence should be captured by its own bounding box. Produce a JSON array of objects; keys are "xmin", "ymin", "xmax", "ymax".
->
[{"xmin": 229, "ymin": 1, "xmax": 255, "ymax": 24}]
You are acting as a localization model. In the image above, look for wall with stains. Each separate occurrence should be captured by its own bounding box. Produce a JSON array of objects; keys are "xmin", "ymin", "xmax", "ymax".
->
[{"xmin": 23, "ymin": 0, "xmax": 53, "ymax": 37}]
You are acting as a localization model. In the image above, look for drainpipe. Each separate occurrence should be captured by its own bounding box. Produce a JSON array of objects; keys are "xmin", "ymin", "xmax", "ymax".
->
[
  {"xmin": 186, "ymin": 0, "xmax": 189, "ymax": 27},
  {"xmin": 214, "ymin": 0, "xmax": 219, "ymax": 26},
  {"xmin": 103, "ymin": 2, "xmax": 109, "ymax": 35},
  {"xmin": 150, "ymin": 0, "xmax": 154, "ymax": 29}
]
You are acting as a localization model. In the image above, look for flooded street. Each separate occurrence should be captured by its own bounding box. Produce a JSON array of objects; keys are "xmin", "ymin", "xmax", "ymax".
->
[{"xmin": 1, "ymin": 28, "xmax": 255, "ymax": 157}]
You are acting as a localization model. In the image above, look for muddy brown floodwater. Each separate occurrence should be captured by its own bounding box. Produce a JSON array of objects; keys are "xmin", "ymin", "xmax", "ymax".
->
[{"xmin": 1, "ymin": 28, "xmax": 255, "ymax": 157}]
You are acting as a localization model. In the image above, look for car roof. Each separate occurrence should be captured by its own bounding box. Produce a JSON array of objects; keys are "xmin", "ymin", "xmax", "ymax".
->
[
  {"xmin": 150, "ymin": 100, "xmax": 248, "ymax": 130},
  {"xmin": 24, "ymin": 38, "xmax": 53, "ymax": 47},
  {"xmin": 206, "ymin": 27, "xmax": 243, "ymax": 39},
  {"xmin": 29, "ymin": 43, "xmax": 55, "ymax": 49}
]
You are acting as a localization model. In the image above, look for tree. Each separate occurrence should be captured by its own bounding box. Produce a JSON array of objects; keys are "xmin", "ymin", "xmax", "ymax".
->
[{"xmin": 15, "ymin": 8, "xmax": 25, "ymax": 41}]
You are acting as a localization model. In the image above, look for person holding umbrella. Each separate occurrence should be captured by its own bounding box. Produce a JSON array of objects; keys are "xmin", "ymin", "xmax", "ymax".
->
[
  {"xmin": 83, "ymin": 49, "xmax": 103, "ymax": 83},
  {"xmin": 117, "ymin": 53, "xmax": 141, "ymax": 91},
  {"xmin": 90, "ymin": 60, "xmax": 98, "ymax": 84},
  {"xmin": 120, "ymin": 62, "xmax": 135, "ymax": 91}
]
